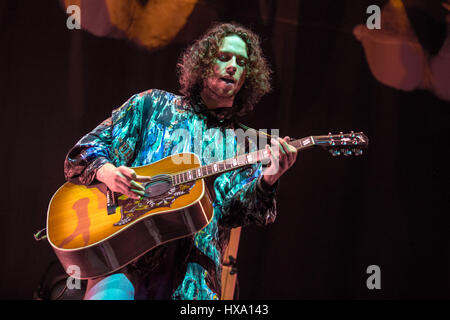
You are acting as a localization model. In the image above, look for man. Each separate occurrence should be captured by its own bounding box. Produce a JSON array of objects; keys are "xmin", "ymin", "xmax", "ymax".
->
[{"xmin": 64, "ymin": 22, "xmax": 298, "ymax": 300}]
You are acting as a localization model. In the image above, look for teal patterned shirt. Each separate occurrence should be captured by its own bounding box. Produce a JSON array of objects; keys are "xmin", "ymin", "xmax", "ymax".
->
[{"xmin": 64, "ymin": 89, "xmax": 278, "ymax": 300}]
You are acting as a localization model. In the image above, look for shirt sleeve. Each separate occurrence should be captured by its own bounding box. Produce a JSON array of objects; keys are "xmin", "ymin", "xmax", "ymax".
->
[
  {"xmin": 63, "ymin": 117, "xmax": 113, "ymax": 186},
  {"xmin": 63, "ymin": 92, "xmax": 145, "ymax": 185},
  {"xmin": 215, "ymin": 163, "xmax": 278, "ymax": 229}
]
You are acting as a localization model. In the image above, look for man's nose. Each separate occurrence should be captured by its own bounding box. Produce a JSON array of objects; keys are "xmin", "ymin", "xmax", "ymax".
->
[{"xmin": 226, "ymin": 57, "xmax": 237, "ymax": 75}]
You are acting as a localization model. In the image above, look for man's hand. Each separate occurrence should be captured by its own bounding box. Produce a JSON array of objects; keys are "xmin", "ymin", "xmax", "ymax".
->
[
  {"xmin": 96, "ymin": 163, "xmax": 152, "ymax": 200},
  {"xmin": 262, "ymin": 136, "xmax": 298, "ymax": 186}
]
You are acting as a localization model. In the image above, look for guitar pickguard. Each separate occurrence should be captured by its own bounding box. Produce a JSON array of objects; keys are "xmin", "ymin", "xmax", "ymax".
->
[{"xmin": 113, "ymin": 181, "xmax": 195, "ymax": 226}]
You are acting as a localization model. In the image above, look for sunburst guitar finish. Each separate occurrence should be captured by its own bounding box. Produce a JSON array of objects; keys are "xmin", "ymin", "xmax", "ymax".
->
[{"xmin": 47, "ymin": 153, "xmax": 214, "ymax": 279}]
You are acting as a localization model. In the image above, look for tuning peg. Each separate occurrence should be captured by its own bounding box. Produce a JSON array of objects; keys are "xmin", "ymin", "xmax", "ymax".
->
[
  {"xmin": 342, "ymin": 148, "xmax": 352, "ymax": 156},
  {"xmin": 328, "ymin": 132, "xmax": 335, "ymax": 146},
  {"xmin": 329, "ymin": 148, "xmax": 340, "ymax": 156}
]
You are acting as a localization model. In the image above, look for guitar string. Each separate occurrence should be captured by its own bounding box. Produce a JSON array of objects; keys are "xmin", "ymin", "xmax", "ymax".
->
[{"xmin": 169, "ymin": 122, "xmax": 275, "ymax": 186}]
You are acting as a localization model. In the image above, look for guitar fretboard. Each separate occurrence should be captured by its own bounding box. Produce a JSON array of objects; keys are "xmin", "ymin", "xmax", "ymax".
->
[{"xmin": 172, "ymin": 136, "xmax": 315, "ymax": 185}]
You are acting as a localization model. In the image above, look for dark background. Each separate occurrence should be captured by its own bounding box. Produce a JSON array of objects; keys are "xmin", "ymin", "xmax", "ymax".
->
[{"xmin": 1, "ymin": 0, "xmax": 449, "ymax": 299}]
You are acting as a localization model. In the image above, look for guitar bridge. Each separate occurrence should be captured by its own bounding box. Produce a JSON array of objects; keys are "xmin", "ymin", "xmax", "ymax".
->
[{"xmin": 106, "ymin": 189, "xmax": 117, "ymax": 215}]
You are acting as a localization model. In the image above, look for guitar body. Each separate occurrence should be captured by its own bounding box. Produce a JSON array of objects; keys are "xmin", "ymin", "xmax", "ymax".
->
[{"xmin": 47, "ymin": 153, "xmax": 214, "ymax": 279}]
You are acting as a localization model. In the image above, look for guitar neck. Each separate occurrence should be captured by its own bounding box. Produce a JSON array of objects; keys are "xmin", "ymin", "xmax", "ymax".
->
[{"xmin": 171, "ymin": 136, "xmax": 316, "ymax": 186}]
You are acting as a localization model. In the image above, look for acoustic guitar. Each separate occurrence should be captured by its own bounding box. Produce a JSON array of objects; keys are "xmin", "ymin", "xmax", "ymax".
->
[{"xmin": 47, "ymin": 132, "xmax": 368, "ymax": 279}]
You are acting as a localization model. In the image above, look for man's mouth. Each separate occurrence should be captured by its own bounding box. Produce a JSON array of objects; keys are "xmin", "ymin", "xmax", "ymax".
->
[{"xmin": 220, "ymin": 77, "xmax": 235, "ymax": 84}]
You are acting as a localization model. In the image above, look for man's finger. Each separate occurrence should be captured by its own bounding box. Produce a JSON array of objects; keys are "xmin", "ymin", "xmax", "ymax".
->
[
  {"xmin": 281, "ymin": 137, "xmax": 297, "ymax": 164},
  {"xmin": 268, "ymin": 145, "xmax": 281, "ymax": 171},
  {"xmin": 118, "ymin": 166, "xmax": 137, "ymax": 180},
  {"xmin": 280, "ymin": 139, "xmax": 292, "ymax": 155},
  {"xmin": 271, "ymin": 138, "xmax": 285, "ymax": 155},
  {"xmin": 118, "ymin": 184, "xmax": 140, "ymax": 200},
  {"xmin": 125, "ymin": 189, "xmax": 142, "ymax": 200},
  {"xmin": 268, "ymin": 145, "xmax": 279, "ymax": 161},
  {"xmin": 134, "ymin": 175, "xmax": 152, "ymax": 183},
  {"xmin": 130, "ymin": 180, "xmax": 145, "ymax": 191},
  {"xmin": 118, "ymin": 180, "xmax": 145, "ymax": 198},
  {"xmin": 131, "ymin": 188, "xmax": 145, "ymax": 197},
  {"xmin": 116, "ymin": 171, "xmax": 126, "ymax": 180},
  {"xmin": 284, "ymin": 141, "xmax": 296, "ymax": 163},
  {"xmin": 118, "ymin": 179, "xmax": 135, "ymax": 192}
]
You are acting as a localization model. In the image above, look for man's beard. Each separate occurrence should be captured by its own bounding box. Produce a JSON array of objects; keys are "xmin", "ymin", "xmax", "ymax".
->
[{"xmin": 203, "ymin": 81, "xmax": 235, "ymax": 108}]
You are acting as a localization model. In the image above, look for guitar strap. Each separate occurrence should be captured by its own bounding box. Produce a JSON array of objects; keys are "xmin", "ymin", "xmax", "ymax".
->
[
  {"xmin": 236, "ymin": 121, "xmax": 275, "ymax": 141},
  {"xmin": 187, "ymin": 244, "xmax": 221, "ymax": 297},
  {"xmin": 182, "ymin": 122, "xmax": 272, "ymax": 299},
  {"xmin": 219, "ymin": 122, "xmax": 273, "ymax": 300}
]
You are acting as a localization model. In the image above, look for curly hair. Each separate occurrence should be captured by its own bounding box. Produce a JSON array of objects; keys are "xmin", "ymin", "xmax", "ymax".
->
[{"xmin": 177, "ymin": 22, "xmax": 272, "ymax": 117}]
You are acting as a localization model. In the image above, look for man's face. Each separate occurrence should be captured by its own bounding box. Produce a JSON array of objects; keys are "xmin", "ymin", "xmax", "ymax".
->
[{"xmin": 204, "ymin": 35, "xmax": 248, "ymax": 99}]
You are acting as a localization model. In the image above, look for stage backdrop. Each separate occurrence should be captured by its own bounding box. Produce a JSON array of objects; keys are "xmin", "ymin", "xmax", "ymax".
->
[{"xmin": 1, "ymin": 0, "xmax": 449, "ymax": 299}]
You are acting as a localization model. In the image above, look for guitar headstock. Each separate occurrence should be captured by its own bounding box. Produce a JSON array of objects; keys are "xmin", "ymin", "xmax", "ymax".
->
[{"xmin": 315, "ymin": 131, "xmax": 369, "ymax": 157}]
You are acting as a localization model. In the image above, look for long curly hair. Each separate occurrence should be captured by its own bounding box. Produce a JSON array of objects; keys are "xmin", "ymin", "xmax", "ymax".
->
[{"xmin": 177, "ymin": 22, "xmax": 272, "ymax": 117}]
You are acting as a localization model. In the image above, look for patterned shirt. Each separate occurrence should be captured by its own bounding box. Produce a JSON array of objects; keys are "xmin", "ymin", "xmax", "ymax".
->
[{"xmin": 64, "ymin": 89, "xmax": 278, "ymax": 300}]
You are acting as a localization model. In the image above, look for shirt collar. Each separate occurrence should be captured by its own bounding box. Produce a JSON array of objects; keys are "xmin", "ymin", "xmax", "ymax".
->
[{"xmin": 190, "ymin": 98, "xmax": 236, "ymax": 127}]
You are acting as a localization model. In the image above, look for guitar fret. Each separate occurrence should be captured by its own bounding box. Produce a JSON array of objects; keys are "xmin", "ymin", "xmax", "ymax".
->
[
  {"xmin": 174, "ymin": 144, "xmax": 282, "ymax": 184},
  {"xmin": 175, "ymin": 151, "xmax": 268, "ymax": 184}
]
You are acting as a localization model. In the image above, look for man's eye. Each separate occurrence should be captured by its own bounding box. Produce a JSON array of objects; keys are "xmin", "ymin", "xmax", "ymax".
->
[
  {"xmin": 237, "ymin": 59, "xmax": 247, "ymax": 66},
  {"xmin": 218, "ymin": 55, "xmax": 229, "ymax": 62}
]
